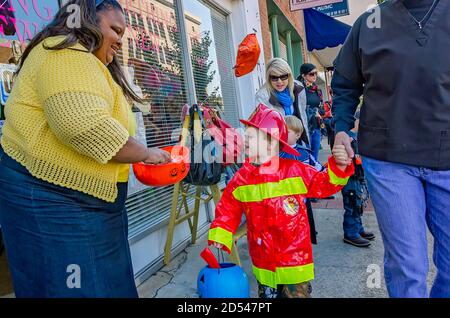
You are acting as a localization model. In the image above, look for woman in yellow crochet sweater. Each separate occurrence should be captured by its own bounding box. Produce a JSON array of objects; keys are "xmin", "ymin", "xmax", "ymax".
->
[{"xmin": 0, "ymin": 0, "xmax": 169, "ymax": 297}]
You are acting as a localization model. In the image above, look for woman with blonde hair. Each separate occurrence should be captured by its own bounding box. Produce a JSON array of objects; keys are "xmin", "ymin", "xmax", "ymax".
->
[{"xmin": 255, "ymin": 58, "xmax": 309, "ymax": 144}]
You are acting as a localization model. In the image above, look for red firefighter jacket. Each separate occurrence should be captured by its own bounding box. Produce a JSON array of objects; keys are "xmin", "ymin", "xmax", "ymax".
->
[{"xmin": 208, "ymin": 156, "xmax": 354, "ymax": 288}]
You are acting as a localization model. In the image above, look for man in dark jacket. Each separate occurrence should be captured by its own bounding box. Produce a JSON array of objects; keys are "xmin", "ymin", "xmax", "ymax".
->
[{"xmin": 332, "ymin": 0, "xmax": 450, "ymax": 298}]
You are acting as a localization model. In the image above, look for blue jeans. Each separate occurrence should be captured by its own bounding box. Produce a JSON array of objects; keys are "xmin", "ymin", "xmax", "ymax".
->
[
  {"xmin": 0, "ymin": 147, "xmax": 138, "ymax": 298},
  {"xmin": 310, "ymin": 129, "xmax": 321, "ymax": 161},
  {"xmin": 362, "ymin": 156, "xmax": 450, "ymax": 298},
  {"xmin": 342, "ymin": 185, "xmax": 365, "ymax": 239}
]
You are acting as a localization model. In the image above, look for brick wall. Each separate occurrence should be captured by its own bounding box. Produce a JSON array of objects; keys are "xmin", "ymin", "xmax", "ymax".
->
[
  {"xmin": 259, "ymin": 0, "xmax": 307, "ymax": 64},
  {"xmin": 258, "ymin": 0, "xmax": 272, "ymax": 65}
]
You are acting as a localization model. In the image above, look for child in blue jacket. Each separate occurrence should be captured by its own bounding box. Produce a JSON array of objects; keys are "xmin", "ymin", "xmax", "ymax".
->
[{"xmin": 280, "ymin": 115, "xmax": 323, "ymax": 244}]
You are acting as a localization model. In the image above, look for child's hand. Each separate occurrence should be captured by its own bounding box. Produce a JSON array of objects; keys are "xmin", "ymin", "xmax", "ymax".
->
[
  {"xmin": 332, "ymin": 145, "xmax": 352, "ymax": 170},
  {"xmin": 212, "ymin": 242, "xmax": 223, "ymax": 249}
]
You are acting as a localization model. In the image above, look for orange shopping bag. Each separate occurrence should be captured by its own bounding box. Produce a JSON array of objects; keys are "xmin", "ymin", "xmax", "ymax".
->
[{"xmin": 234, "ymin": 33, "xmax": 261, "ymax": 77}]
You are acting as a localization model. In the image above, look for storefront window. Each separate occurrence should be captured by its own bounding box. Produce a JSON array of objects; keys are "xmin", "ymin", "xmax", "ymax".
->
[
  {"xmin": 1, "ymin": 0, "xmax": 60, "ymax": 131},
  {"xmin": 118, "ymin": 0, "xmax": 194, "ymax": 236},
  {"xmin": 118, "ymin": 0, "xmax": 188, "ymax": 148},
  {"xmin": 0, "ymin": 0, "xmax": 239, "ymax": 237},
  {"xmin": 183, "ymin": 0, "xmax": 240, "ymax": 127},
  {"xmin": 183, "ymin": 0, "xmax": 223, "ymax": 108}
]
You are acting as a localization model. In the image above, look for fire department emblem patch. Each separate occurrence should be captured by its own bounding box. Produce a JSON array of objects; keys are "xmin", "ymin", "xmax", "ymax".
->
[{"xmin": 283, "ymin": 197, "xmax": 299, "ymax": 216}]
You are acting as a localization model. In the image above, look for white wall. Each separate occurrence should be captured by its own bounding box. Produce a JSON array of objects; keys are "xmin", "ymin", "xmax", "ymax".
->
[
  {"xmin": 229, "ymin": 0, "xmax": 266, "ymax": 120},
  {"xmin": 337, "ymin": 0, "xmax": 378, "ymax": 25}
]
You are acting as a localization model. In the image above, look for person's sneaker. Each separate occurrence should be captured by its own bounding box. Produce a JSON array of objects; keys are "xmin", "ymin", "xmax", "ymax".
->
[
  {"xmin": 343, "ymin": 236, "xmax": 371, "ymax": 248},
  {"xmin": 360, "ymin": 231, "xmax": 375, "ymax": 241}
]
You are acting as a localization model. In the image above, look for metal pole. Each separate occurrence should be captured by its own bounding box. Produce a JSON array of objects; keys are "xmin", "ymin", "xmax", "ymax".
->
[{"xmin": 174, "ymin": 0, "xmax": 197, "ymax": 105}]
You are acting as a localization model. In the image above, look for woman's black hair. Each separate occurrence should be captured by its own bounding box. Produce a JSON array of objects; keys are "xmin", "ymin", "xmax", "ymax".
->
[
  {"xmin": 300, "ymin": 63, "xmax": 317, "ymax": 76},
  {"xmin": 17, "ymin": 0, "xmax": 142, "ymax": 103}
]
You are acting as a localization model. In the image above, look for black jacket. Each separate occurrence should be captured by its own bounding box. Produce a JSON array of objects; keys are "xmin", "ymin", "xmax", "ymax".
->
[{"xmin": 332, "ymin": 0, "xmax": 450, "ymax": 170}]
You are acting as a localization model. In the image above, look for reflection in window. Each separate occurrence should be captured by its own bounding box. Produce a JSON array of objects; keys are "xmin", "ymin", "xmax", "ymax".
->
[
  {"xmin": 184, "ymin": 0, "xmax": 223, "ymax": 108},
  {"xmin": 118, "ymin": 0, "xmax": 187, "ymax": 149},
  {"xmin": 147, "ymin": 18, "xmax": 154, "ymax": 34},
  {"xmin": 0, "ymin": 0, "xmax": 60, "ymax": 45},
  {"xmin": 158, "ymin": 22, "xmax": 165, "ymax": 38},
  {"xmin": 128, "ymin": 38, "xmax": 135, "ymax": 58},
  {"xmin": 124, "ymin": 9, "xmax": 130, "ymax": 25}
]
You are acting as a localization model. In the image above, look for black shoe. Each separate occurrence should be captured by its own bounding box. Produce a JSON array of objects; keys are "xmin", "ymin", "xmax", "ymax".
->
[
  {"xmin": 360, "ymin": 231, "xmax": 375, "ymax": 241},
  {"xmin": 343, "ymin": 236, "xmax": 371, "ymax": 248},
  {"xmin": 322, "ymin": 195, "xmax": 335, "ymax": 200},
  {"xmin": 310, "ymin": 198, "xmax": 319, "ymax": 203}
]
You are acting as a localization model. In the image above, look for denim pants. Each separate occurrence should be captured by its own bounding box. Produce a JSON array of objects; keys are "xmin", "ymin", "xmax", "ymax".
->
[
  {"xmin": 0, "ymin": 147, "xmax": 138, "ymax": 298},
  {"xmin": 310, "ymin": 129, "xmax": 321, "ymax": 161},
  {"xmin": 362, "ymin": 156, "xmax": 450, "ymax": 298},
  {"xmin": 342, "ymin": 189, "xmax": 365, "ymax": 240}
]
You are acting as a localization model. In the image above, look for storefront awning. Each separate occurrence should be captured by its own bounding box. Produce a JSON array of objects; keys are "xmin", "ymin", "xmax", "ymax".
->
[
  {"xmin": 303, "ymin": 8, "xmax": 351, "ymax": 51},
  {"xmin": 311, "ymin": 45, "xmax": 342, "ymax": 68}
]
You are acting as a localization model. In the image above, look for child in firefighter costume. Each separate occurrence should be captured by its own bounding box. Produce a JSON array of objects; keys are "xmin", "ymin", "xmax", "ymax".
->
[{"xmin": 208, "ymin": 104, "xmax": 354, "ymax": 298}]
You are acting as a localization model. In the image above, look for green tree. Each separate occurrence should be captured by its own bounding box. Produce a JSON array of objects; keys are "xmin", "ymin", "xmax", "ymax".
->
[{"xmin": 191, "ymin": 31, "xmax": 216, "ymax": 103}]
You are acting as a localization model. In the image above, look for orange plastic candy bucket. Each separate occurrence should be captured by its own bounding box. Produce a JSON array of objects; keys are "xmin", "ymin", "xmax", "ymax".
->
[{"xmin": 132, "ymin": 146, "xmax": 190, "ymax": 187}]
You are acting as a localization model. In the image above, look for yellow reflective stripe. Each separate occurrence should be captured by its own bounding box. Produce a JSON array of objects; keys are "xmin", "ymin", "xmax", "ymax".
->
[
  {"xmin": 328, "ymin": 167, "xmax": 350, "ymax": 186},
  {"xmin": 232, "ymin": 177, "xmax": 307, "ymax": 202},
  {"xmin": 208, "ymin": 227, "xmax": 233, "ymax": 252},
  {"xmin": 252, "ymin": 263, "xmax": 314, "ymax": 288}
]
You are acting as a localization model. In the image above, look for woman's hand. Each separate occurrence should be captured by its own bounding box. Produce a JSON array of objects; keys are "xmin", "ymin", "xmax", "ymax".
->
[
  {"xmin": 332, "ymin": 145, "xmax": 352, "ymax": 170},
  {"xmin": 143, "ymin": 148, "xmax": 171, "ymax": 164}
]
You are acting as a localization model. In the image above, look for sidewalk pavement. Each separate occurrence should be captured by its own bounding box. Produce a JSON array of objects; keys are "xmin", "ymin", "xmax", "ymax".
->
[{"xmin": 138, "ymin": 203, "xmax": 437, "ymax": 299}]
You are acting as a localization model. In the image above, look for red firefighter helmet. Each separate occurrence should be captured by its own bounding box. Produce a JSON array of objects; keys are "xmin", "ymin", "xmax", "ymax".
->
[{"xmin": 240, "ymin": 104, "xmax": 300, "ymax": 156}]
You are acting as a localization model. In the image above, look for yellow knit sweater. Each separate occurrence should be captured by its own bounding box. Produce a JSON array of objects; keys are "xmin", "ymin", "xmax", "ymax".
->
[{"xmin": 0, "ymin": 36, "xmax": 133, "ymax": 203}]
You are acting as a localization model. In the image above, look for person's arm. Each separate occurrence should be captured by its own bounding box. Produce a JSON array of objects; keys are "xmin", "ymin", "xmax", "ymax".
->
[
  {"xmin": 331, "ymin": 71, "xmax": 363, "ymax": 134},
  {"xmin": 331, "ymin": 15, "xmax": 365, "ymax": 158},
  {"xmin": 331, "ymin": 72, "xmax": 363, "ymax": 158},
  {"xmin": 298, "ymin": 155, "xmax": 354, "ymax": 199},
  {"xmin": 318, "ymin": 105, "xmax": 326, "ymax": 117},
  {"xmin": 318, "ymin": 88, "xmax": 325, "ymax": 117},
  {"xmin": 255, "ymin": 87, "xmax": 268, "ymax": 107},
  {"xmin": 208, "ymin": 177, "xmax": 244, "ymax": 254},
  {"xmin": 37, "ymin": 49, "xmax": 169, "ymax": 165},
  {"xmin": 111, "ymin": 137, "xmax": 170, "ymax": 164}
]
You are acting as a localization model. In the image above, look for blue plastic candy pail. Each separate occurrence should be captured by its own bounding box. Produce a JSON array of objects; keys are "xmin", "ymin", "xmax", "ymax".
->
[{"xmin": 197, "ymin": 263, "xmax": 250, "ymax": 298}]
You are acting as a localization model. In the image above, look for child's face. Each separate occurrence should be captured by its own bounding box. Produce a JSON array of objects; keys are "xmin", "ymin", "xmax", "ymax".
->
[
  {"xmin": 287, "ymin": 129, "xmax": 301, "ymax": 145},
  {"xmin": 244, "ymin": 126, "xmax": 278, "ymax": 160}
]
